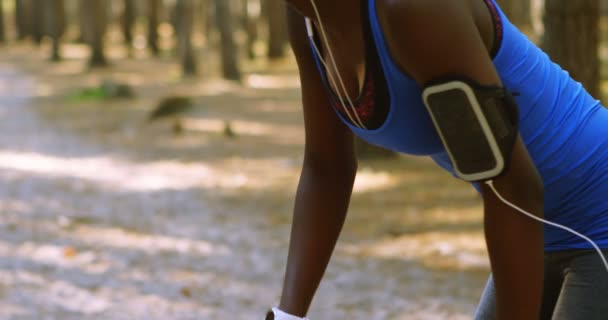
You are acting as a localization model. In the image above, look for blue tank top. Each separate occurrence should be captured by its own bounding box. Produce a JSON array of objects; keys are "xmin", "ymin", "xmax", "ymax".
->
[{"xmin": 309, "ymin": 0, "xmax": 608, "ymax": 251}]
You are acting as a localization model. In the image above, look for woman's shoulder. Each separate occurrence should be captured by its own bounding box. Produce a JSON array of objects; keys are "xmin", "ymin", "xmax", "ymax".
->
[
  {"xmin": 375, "ymin": 0, "xmax": 495, "ymax": 72},
  {"xmin": 373, "ymin": 0, "xmax": 483, "ymax": 48},
  {"xmin": 374, "ymin": 0, "xmax": 476, "ymax": 20}
]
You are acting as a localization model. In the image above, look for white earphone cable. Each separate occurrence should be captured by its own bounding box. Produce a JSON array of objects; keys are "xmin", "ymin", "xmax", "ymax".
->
[
  {"xmin": 486, "ymin": 180, "xmax": 608, "ymax": 273},
  {"xmin": 306, "ymin": 21, "xmax": 363, "ymax": 129},
  {"xmin": 307, "ymin": 0, "xmax": 367, "ymax": 129}
]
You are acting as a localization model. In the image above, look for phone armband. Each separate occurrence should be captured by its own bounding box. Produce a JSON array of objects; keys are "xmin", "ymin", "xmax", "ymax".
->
[{"xmin": 422, "ymin": 79, "xmax": 519, "ymax": 181}]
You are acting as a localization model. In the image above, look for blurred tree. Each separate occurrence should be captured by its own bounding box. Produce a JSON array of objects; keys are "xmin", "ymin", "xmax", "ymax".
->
[
  {"xmin": 122, "ymin": 0, "xmax": 136, "ymax": 48},
  {"xmin": 542, "ymin": 0, "xmax": 600, "ymax": 98},
  {"xmin": 197, "ymin": 0, "xmax": 207, "ymax": 40},
  {"xmin": 15, "ymin": 0, "xmax": 31, "ymax": 40},
  {"xmin": 244, "ymin": 0, "xmax": 261, "ymax": 59},
  {"xmin": 176, "ymin": 0, "xmax": 197, "ymax": 76},
  {"xmin": 147, "ymin": 0, "xmax": 162, "ymax": 56},
  {"xmin": 75, "ymin": 0, "xmax": 86, "ymax": 43},
  {"xmin": 81, "ymin": 0, "xmax": 109, "ymax": 67},
  {"xmin": 0, "ymin": 0, "xmax": 5, "ymax": 43},
  {"xmin": 215, "ymin": 0, "xmax": 241, "ymax": 81},
  {"xmin": 496, "ymin": 0, "xmax": 532, "ymax": 31},
  {"xmin": 30, "ymin": 0, "xmax": 44, "ymax": 44},
  {"xmin": 202, "ymin": 0, "xmax": 214, "ymax": 41},
  {"xmin": 44, "ymin": 0, "xmax": 66, "ymax": 61},
  {"xmin": 264, "ymin": 0, "xmax": 288, "ymax": 59}
]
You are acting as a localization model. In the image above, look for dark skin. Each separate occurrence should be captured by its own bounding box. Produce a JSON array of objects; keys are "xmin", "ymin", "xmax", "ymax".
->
[{"xmin": 281, "ymin": 0, "xmax": 545, "ymax": 319}]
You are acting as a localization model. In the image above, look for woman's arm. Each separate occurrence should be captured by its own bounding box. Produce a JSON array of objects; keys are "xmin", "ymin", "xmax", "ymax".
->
[
  {"xmin": 480, "ymin": 136, "xmax": 544, "ymax": 320},
  {"xmin": 277, "ymin": 6, "xmax": 358, "ymax": 317},
  {"xmin": 376, "ymin": 0, "xmax": 544, "ymax": 319}
]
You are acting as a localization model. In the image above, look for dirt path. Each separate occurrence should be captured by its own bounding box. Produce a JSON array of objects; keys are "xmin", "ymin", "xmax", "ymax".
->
[{"xmin": 0, "ymin": 47, "xmax": 490, "ymax": 319}]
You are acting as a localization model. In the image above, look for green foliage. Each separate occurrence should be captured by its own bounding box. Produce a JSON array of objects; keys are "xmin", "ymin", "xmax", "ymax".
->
[
  {"xmin": 67, "ymin": 81, "xmax": 135, "ymax": 102},
  {"xmin": 67, "ymin": 86, "xmax": 107, "ymax": 102}
]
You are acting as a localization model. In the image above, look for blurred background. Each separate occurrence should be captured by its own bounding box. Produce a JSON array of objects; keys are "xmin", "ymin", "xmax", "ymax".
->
[{"xmin": 0, "ymin": 0, "xmax": 605, "ymax": 319}]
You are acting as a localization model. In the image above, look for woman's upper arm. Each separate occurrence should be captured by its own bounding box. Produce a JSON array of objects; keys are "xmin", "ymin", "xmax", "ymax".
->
[
  {"xmin": 378, "ymin": 0, "xmax": 542, "ymax": 189},
  {"xmin": 378, "ymin": 0, "xmax": 499, "ymax": 85},
  {"xmin": 287, "ymin": 6, "xmax": 356, "ymax": 170}
]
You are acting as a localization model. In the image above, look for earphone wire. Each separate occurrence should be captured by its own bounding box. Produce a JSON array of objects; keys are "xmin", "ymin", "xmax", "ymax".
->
[
  {"xmin": 306, "ymin": 19, "xmax": 363, "ymax": 129},
  {"xmin": 307, "ymin": 0, "xmax": 367, "ymax": 129},
  {"xmin": 486, "ymin": 180, "xmax": 608, "ymax": 273}
]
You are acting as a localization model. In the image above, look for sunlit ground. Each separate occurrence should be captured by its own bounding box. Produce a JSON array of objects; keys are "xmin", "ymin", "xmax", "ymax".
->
[
  {"xmin": 0, "ymin": 43, "xmax": 488, "ymax": 319},
  {"xmin": 0, "ymin": 12, "xmax": 607, "ymax": 319}
]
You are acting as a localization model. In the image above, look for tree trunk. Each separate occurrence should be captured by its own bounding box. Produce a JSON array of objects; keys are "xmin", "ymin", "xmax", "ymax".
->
[
  {"xmin": 75, "ymin": 0, "xmax": 86, "ymax": 43},
  {"xmin": 15, "ymin": 0, "xmax": 31, "ymax": 40},
  {"xmin": 176, "ymin": 0, "xmax": 197, "ymax": 76},
  {"xmin": 0, "ymin": 0, "xmax": 5, "ymax": 43},
  {"xmin": 147, "ymin": 0, "xmax": 161, "ymax": 55},
  {"xmin": 44, "ymin": 0, "xmax": 66, "ymax": 61},
  {"xmin": 122, "ymin": 0, "xmax": 136, "ymax": 47},
  {"xmin": 198, "ymin": 0, "xmax": 209, "ymax": 43},
  {"xmin": 264, "ymin": 0, "xmax": 288, "ymax": 59},
  {"xmin": 496, "ymin": 0, "xmax": 533, "ymax": 31},
  {"xmin": 215, "ymin": 0, "xmax": 241, "ymax": 81},
  {"xmin": 245, "ymin": 0, "xmax": 261, "ymax": 59},
  {"xmin": 30, "ymin": 0, "xmax": 44, "ymax": 44},
  {"xmin": 542, "ymin": 0, "xmax": 600, "ymax": 98},
  {"xmin": 204, "ymin": 0, "xmax": 215, "ymax": 41},
  {"xmin": 81, "ymin": 0, "xmax": 109, "ymax": 67}
]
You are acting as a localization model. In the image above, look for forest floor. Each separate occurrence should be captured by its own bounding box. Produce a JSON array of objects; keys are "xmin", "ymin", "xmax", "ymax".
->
[{"xmin": 0, "ymin": 42, "xmax": 488, "ymax": 319}]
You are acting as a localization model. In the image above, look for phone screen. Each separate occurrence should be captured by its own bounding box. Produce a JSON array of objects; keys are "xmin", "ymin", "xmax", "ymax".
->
[{"xmin": 425, "ymin": 89, "xmax": 498, "ymax": 176}]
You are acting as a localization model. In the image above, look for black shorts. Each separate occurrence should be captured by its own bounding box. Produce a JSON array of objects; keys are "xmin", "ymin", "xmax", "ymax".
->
[{"xmin": 474, "ymin": 249, "xmax": 608, "ymax": 320}]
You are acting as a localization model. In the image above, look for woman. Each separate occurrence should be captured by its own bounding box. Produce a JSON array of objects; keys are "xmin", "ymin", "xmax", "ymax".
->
[{"xmin": 265, "ymin": 0, "xmax": 608, "ymax": 319}]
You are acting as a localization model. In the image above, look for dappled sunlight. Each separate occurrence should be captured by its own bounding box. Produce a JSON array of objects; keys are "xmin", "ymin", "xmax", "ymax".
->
[
  {"xmin": 245, "ymin": 73, "xmax": 301, "ymax": 89},
  {"xmin": 179, "ymin": 80, "xmax": 243, "ymax": 97},
  {"xmin": 66, "ymin": 225, "xmax": 230, "ymax": 256},
  {"xmin": 0, "ymin": 46, "xmax": 491, "ymax": 318},
  {"xmin": 0, "ymin": 302, "xmax": 28, "ymax": 318},
  {"xmin": 392, "ymin": 305, "xmax": 472, "ymax": 320},
  {"xmin": 0, "ymin": 150, "xmax": 301, "ymax": 197},
  {"xmin": 0, "ymin": 82, "xmax": 12, "ymax": 97},
  {"xmin": 255, "ymin": 99, "xmax": 302, "ymax": 114},
  {"xmin": 61, "ymin": 44, "xmax": 90, "ymax": 60},
  {"xmin": 351, "ymin": 163, "xmax": 471, "ymax": 195},
  {"xmin": 0, "ymin": 241, "xmax": 106, "ymax": 272},
  {"xmin": 404, "ymin": 206, "xmax": 482, "ymax": 227},
  {"xmin": 33, "ymin": 83, "xmax": 55, "ymax": 97},
  {"xmin": 183, "ymin": 117, "xmax": 304, "ymax": 143},
  {"xmin": 206, "ymin": 156, "xmax": 300, "ymax": 189},
  {"xmin": 353, "ymin": 169, "xmax": 399, "ymax": 193},
  {"xmin": 0, "ymin": 268, "xmax": 112, "ymax": 314},
  {"xmin": 45, "ymin": 60, "xmax": 88, "ymax": 76},
  {"xmin": 0, "ymin": 151, "xmax": 212, "ymax": 191},
  {"xmin": 25, "ymin": 278, "xmax": 111, "ymax": 314},
  {"xmin": 341, "ymin": 230, "xmax": 488, "ymax": 271},
  {"xmin": 183, "ymin": 118, "xmax": 226, "ymax": 133},
  {"xmin": 0, "ymin": 151, "xmax": 291, "ymax": 192},
  {"xmin": 0, "ymin": 268, "xmax": 215, "ymax": 317},
  {"xmin": 0, "ymin": 199, "xmax": 32, "ymax": 215}
]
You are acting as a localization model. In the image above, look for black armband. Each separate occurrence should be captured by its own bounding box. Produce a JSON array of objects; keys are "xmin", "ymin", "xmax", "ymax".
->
[{"xmin": 422, "ymin": 78, "xmax": 519, "ymax": 182}]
